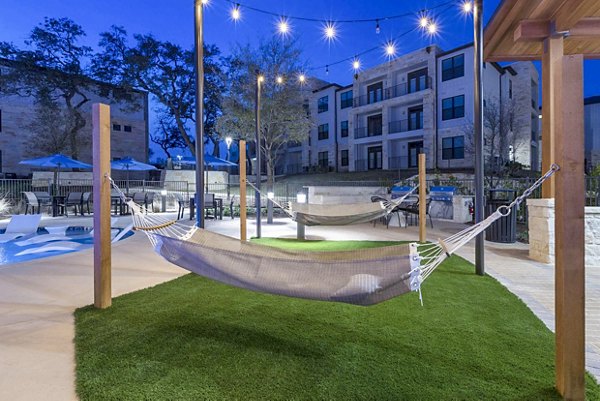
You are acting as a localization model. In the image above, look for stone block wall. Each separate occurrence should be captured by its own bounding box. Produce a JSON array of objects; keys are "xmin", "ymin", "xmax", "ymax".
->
[{"xmin": 527, "ymin": 198, "xmax": 600, "ymax": 265}]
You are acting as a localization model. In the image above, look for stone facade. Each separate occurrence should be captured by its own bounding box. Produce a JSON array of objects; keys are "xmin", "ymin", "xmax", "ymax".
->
[{"xmin": 527, "ymin": 198, "xmax": 600, "ymax": 265}]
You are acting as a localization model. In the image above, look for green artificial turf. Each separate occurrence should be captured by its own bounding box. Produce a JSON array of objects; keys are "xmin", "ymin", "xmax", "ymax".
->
[{"xmin": 75, "ymin": 239, "xmax": 600, "ymax": 401}]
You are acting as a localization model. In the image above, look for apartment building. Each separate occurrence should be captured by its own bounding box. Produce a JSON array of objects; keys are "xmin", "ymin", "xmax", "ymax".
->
[
  {"xmin": 0, "ymin": 61, "xmax": 149, "ymax": 177},
  {"xmin": 287, "ymin": 43, "xmax": 540, "ymax": 174},
  {"xmin": 584, "ymin": 96, "xmax": 600, "ymax": 171}
]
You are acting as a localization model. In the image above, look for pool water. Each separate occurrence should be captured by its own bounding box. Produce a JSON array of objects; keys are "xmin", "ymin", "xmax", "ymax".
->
[{"xmin": 0, "ymin": 226, "xmax": 133, "ymax": 266}]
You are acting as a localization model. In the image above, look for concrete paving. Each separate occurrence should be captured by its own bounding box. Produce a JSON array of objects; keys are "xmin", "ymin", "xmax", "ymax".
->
[{"xmin": 0, "ymin": 212, "xmax": 598, "ymax": 400}]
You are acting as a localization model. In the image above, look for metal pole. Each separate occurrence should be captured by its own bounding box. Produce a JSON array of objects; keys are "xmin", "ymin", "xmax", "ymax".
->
[
  {"xmin": 255, "ymin": 70, "xmax": 262, "ymax": 238},
  {"xmin": 194, "ymin": 0, "xmax": 205, "ymax": 228},
  {"xmin": 473, "ymin": 0, "xmax": 485, "ymax": 275}
]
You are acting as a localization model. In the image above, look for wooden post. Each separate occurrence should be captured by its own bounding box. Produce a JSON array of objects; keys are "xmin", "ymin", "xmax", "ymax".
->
[
  {"xmin": 92, "ymin": 103, "xmax": 111, "ymax": 309},
  {"xmin": 541, "ymin": 36, "xmax": 562, "ymax": 198},
  {"xmin": 418, "ymin": 153, "xmax": 426, "ymax": 243},
  {"xmin": 554, "ymin": 53, "xmax": 585, "ymax": 400},
  {"xmin": 239, "ymin": 140, "xmax": 247, "ymax": 242}
]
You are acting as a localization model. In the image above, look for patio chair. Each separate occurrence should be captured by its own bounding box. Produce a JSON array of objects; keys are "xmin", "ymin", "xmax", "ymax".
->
[
  {"xmin": 59, "ymin": 192, "xmax": 83, "ymax": 216},
  {"xmin": 204, "ymin": 193, "xmax": 216, "ymax": 219},
  {"xmin": 82, "ymin": 192, "xmax": 92, "ymax": 215},
  {"xmin": 145, "ymin": 192, "xmax": 156, "ymax": 212},
  {"xmin": 33, "ymin": 192, "xmax": 52, "ymax": 214},
  {"xmin": 132, "ymin": 192, "xmax": 149, "ymax": 214},
  {"xmin": 401, "ymin": 198, "xmax": 434, "ymax": 228},
  {"xmin": 175, "ymin": 193, "xmax": 189, "ymax": 220},
  {"xmin": 22, "ymin": 192, "xmax": 39, "ymax": 214},
  {"xmin": 0, "ymin": 214, "xmax": 42, "ymax": 243}
]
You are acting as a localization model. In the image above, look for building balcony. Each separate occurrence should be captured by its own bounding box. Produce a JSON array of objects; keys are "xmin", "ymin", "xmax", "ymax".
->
[
  {"xmin": 388, "ymin": 119, "xmax": 424, "ymax": 135},
  {"xmin": 352, "ymin": 77, "xmax": 432, "ymax": 108},
  {"xmin": 354, "ymin": 126, "xmax": 383, "ymax": 139}
]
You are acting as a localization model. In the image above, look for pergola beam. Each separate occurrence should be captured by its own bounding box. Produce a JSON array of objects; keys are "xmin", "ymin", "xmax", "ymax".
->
[
  {"xmin": 553, "ymin": 0, "xmax": 600, "ymax": 32},
  {"xmin": 515, "ymin": 18, "xmax": 600, "ymax": 42}
]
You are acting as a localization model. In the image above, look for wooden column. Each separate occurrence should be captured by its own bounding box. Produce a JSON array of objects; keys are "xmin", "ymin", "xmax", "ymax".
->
[
  {"xmin": 541, "ymin": 36, "xmax": 562, "ymax": 198},
  {"xmin": 92, "ymin": 103, "xmax": 112, "ymax": 309},
  {"xmin": 419, "ymin": 153, "xmax": 426, "ymax": 242},
  {"xmin": 239, "ymin": 140, "xmax": 247, "ymax": 242},
  {"xmin": 554, "ymin": 54, "xmax": 585, "ymax": 400}
]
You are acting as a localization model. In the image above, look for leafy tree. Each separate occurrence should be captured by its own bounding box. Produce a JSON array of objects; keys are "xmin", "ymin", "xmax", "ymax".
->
[
  {"xmin": 0, "ymin": 18, "xmax": 93, "ymax": 158},
  {"xmin": 93, "ymin": 26, "xmax": 224, "ymax": 156},
  {"xmin": 217, "ymin": 38, "xmax": 312, "ymax": 197},
  {"xmin": 152, "ymin": 114, "xmax": 187, "ymax": 160}
]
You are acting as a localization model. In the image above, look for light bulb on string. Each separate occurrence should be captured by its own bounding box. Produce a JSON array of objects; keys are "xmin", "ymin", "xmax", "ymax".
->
[
  {"xmin": 384, "ymin": 41, "xmax": 397, "ymax": 59},
  {"xmin": 276, "ymin": 17, "xmax": 291, "ymax": 37},
  {"xmin": 201, "ymin": 0, "xmax": 209, "ymax": 4},
  {"xmin": 323, "ymin": 21, "xmax": 337, "ymax": 43},
  {"xmin": 419, "ymin": 15, "xmax": 429, "ymax": 29},
  {"xmin": 276, "ymin": 75, "xmax": 284, "ymax": 85},
  {"xmin": 427, "ymin": 22, "xmax": 438, "ymax": 35},
  {"xmin": 375, "ymin": 20, "xmax": 381, "ymax": 34},
  {"xmin": 230, "ymin": 4, "xmax": 241, "ymax": 21},
  {"xmin": 298, "ymin": 73, "xmax": 306, "ymax": 84},
  {"xmin": 462, "ymin": 1, "xmax": 473, "ymax": 13},
  {"xmin": 325, "ymin": 65, "xmax": 329, "ymax": 75},
  {"xmin": 352, "ymin": 58, "xmax": 360, "ymax": 71}
]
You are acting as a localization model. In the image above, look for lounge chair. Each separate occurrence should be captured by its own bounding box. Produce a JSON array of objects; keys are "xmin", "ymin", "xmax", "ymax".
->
[{"xmin": 0, "ymin": 214, "xmax": 42, "ymax": 243}]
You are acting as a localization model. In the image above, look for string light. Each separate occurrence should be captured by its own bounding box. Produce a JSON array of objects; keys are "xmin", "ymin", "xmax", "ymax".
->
[
  {"xmin": 427, "ymin": 22, "xmax": 438, "ymax": 34},
  {"xmin": 201, "ymin": 0, "xmax": 209, "ymax": 4},
  {"xmin": 277, "ymin": 17, "xmax": 291, "ymax": 36},
  {"xmin": 352, "ymin": 58, "xmax": 360, "ymax": 71},
  {"xmin": 325, "ymin": 65, "xmax": 329, "ymax": 75},
  {"xmin": 419, "ymin": 16, "xmax": 429, "ymax": 28},
  {"xmin": 231, "ymin": 3, "xmax": 241, "ymax": 21},
  {"xmin": 375, "ymin": 19, "xmax": 381, "ymax": 34},
  {"xmin": 323, "ymin": 21, "xmax": 337, "ymax": 42},
  {"xmin": 384, "ymin": 41, "xmax": 397, "ymax": 58},
  {"xmin": 298, "ymin": 73, "xmax": 306, "ymax": 84},
  {"xmin": 276, "ymin": 75, "xmax": 284, "ymax": 84},
  {"xmin": 462, "ymin": 1, "xmax": 473, "ymax": 13}
]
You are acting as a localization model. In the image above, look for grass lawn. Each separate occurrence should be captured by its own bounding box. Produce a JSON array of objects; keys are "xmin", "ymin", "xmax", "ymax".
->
[{"xmin": 75, "ymin": 239, "xmax": 600, "ymax": 401}]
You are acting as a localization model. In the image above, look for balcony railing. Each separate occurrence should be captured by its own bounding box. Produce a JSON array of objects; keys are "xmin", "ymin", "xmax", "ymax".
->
[
  {"xmin": 352, "ymin": 76, "xmax": 432, "ymax": 108},
  {"xmin": 388, "ymin": 119, "xmax": 423, "ymax": 134},
  {"xmin": 354, "ymin": 126, "xmax": 383, "ymax": 139}
]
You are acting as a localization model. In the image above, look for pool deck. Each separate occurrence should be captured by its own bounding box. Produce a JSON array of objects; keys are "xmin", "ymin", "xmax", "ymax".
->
[{"xmin": 0, "ymin": 213, "xmax": 598, "ymax": 400}]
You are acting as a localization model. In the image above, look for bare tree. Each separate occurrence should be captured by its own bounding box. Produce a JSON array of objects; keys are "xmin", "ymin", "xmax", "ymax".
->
[{"xmin": 465, "ymin": 97, "xmax": 525, "ymax": 186}]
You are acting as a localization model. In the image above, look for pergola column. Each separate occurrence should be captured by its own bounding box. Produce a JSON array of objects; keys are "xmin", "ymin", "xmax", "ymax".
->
[{"xmin": 554, "ymin": 53, "xmax": 585, "ymax": 400}]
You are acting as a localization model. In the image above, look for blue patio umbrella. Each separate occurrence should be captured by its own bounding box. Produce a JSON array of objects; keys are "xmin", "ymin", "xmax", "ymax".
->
[
  {"xmin": 19, "ymin": 153, "xmax": 93, "ymax": 194},
  {"xmin": 111, "ymin": 156, "xmax": 156, "ymax": 194}
]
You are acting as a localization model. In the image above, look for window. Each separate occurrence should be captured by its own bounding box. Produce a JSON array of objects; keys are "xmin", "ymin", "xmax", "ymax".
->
[
  {"xmin": 340, "ymin": 90, "xmax": 353, "ymax": 109},
  {"xmin": 442, "ymin": 136, "xmax": 465, "ymax": 160},
  {"xmin": 441, "ymin": 54, "xmax": 465, "ymax": 81},
  {"xmin": 367, "ymin": 82, "xmax": 383, "ymax": 104},
  {"xmin": 408, "ymin": 141, "xmax": 423, "ymax": 168},
  {"xmin": 112, "ymin": 124, "xmax": 122, "ymax": 131},
  {"xmin": 442, "ymin": 95, "xmax": 465, "ymax": 120},
  {"xmin": 367, "ymin": 114, "xmax": 382, "ymax": 137},
  {"xmin": 318, "ymin": 96, "xmax": 328, "ymax": 113},
  {"xmin": 509, "ymin": 80, "xmax": 513, "ymax": 99},
  {"xmin": 341, "ymin": 150, "xmax": 349, "ymax": 166},
  {"xmin": 318, "ymin": 151, "xmax": 328, "ymax": 168},
  {"xmin": 408, "ymin": 68, "xmax": 428, "ymax": 93},
  {"xmin": 318, "ymin": 123, "xmax": 329, "ymax": 140},
  {"xmin": 340, "ymin": 120, "xmax": 349, "ymax": 137},
  {"xmin": 368, "ymin": 146, "xmax": 383, "ymax": 170},
  {"xmin": 408, "ymin": 106, "xmax": 423, "ymax": 130},
  {"xmin": 124, "ymin": 125, "xmax": 132, "ymax": 133}
]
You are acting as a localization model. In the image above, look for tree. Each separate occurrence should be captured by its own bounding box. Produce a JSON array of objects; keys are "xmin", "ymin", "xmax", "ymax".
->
[
  {"xmin": 0, "ymin": 18, "xmax": 94, "ymax": 158},
  {"xmin": 152, "ymin": 114, "xmax": 187, "ymax": 160},
  {"xmin": 93, "ymin": 26, "xmax": 224, "ymax": 156},
  {"xmin": 465, "ymin": 97, "xmax": 525, "ymax": 186},
  {"xmin": 217, "ymin": 39, "xmax": 312, "ymax": 206}
]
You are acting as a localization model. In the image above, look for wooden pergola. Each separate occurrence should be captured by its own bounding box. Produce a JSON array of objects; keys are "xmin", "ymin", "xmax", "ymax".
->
[{"xmin": 485, "ymin": 1, "xmax": 600, "ymax": 399}]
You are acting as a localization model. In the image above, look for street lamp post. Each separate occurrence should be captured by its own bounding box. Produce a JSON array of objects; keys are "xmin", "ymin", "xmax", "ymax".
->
[
  {"xmin": 255, "ymin": 70, "xmax": 262, "ymax": 238},
  {"xmin": 226, "ymin": 136, "xmax": 232, "ymax": 200},
  {"xmin": 473, "ymin": 0, "xmax": 485, "ymax": 275},
  {"xmin": 193, "ymin": 0, "xmax": 205, "ymax": 228}
]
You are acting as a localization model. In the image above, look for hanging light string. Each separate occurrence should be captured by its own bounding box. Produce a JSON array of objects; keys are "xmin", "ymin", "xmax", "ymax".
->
[{"xmin": 218, "ymin": 0, "xmax": 456, "ymax": 24}]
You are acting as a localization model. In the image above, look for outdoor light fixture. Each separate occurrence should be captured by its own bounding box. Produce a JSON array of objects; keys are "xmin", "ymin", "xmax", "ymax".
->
[
  {"xmin": 276, "ymin": 75, "xmax": 284, "ymax": 84},
  {"xmin": 231, "ymin": 4, "xmax": 241, "ymax": 21},
  {"xmin": 427, "ymin": 22, "xmax": 438, "ymax": 34},
  {"xmin": 296, "ymin": 193, "xmax": 307, "ymax": 204},
  {"xmin": 160, "ymin": 189, "xmax": 168, "ymax": 196},
  {"xmin": 298, "ymin": 74, "xmax": 306, "ymax": 84},
  {"xmin": 385, "ymin": 41, "xmax": 396, "ymax": 58},
  {"xmin": 257, "ymin": 74, "xmax": 265, "ymax": 83},
  {"xmin": 277, "ymin": 18, "xmax": 290, "ymax": 35},
  {"xmin": 225, "ymin": 136, "xmax": 232, "ymax": 148},
  {"xmin": 267, "ymin": 192, "xmax": 275, "ymax": 200},
  {"xmin": 201, "ymin": 0, "xmax": 209, "ymax": 4},
  {"xmin": 323, "ymin": 22, "xmax": 337, "ymax": 42},
  {"xmin": 462, "ymin": 1, "xmax": 473, "ymax": 13},
  {"xmin": 419, "ymin": 16, "xmax": 429, "ymax": 28},
  {"xmin": 375, "ymin": 19, "xmax": 381, "ymax": 34},
  {"xmin": 352, "ymin": 58, "xmax": 360, "ymax": 70}
]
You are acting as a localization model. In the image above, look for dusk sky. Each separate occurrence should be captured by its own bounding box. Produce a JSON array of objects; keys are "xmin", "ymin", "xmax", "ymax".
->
[{"xmin": 2, "ymin": 0, "xmax": 600, "ymax": 157}]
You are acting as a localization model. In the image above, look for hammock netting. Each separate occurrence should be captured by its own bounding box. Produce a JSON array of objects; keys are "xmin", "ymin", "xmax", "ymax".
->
[{"xmin": 109, "ymin": 164, "xmax": 558, "ymax": 306}]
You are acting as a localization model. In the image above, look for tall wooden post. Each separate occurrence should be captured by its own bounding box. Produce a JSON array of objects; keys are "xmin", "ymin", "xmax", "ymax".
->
[
  {"xmin": 541, "ymin": 36, "xmax": 562, "ymax": 198},
  {"xmin": 554, "ymin": 54, "xmax": 585, "ymax": 400},
  {"xmin": 418, "ymin": 153, "xmax": 426, "ymax": 243},
  {"xmin": 239, "ymin": 140, "xmax": 247, "ymax": 242},
  {"xmin": 92, "ymin": 103, "xmax": 111, "ymax": 309}
]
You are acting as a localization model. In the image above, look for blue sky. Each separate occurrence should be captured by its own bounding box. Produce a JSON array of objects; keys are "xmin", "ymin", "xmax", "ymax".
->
[{"xmin": 2, "ymin": 0, "xmax": 600, "ymax": 158}]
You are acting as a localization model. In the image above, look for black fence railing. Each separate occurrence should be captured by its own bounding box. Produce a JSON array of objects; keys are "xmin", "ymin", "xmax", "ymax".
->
[
  {"xmin": 352, "ymin": 77, "xmax": 432, "ymax": 108},
  {"xmin": 354, "ymin": 126, "xmax": 383, "ymax": 139}
]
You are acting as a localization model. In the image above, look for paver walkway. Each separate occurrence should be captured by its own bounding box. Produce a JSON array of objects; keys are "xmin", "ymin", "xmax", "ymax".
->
[{"xmin": 0, "ymin": 213, "xmax": 598, "ymax": 400}]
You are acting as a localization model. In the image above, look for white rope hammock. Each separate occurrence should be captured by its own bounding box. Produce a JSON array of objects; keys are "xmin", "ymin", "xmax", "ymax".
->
[
  {"xmin": 246, "ymin": 180, "xmax": 419, "ymax": 226},
  {"xmin": 108, "ymin": 164, "xmax": 558, "ymax": 306}
]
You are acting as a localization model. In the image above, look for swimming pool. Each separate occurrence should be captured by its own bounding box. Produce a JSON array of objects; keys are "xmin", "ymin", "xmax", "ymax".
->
[{"xmin": 0, "ymin": 226, "xmax": 134, "ymax": 266}]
